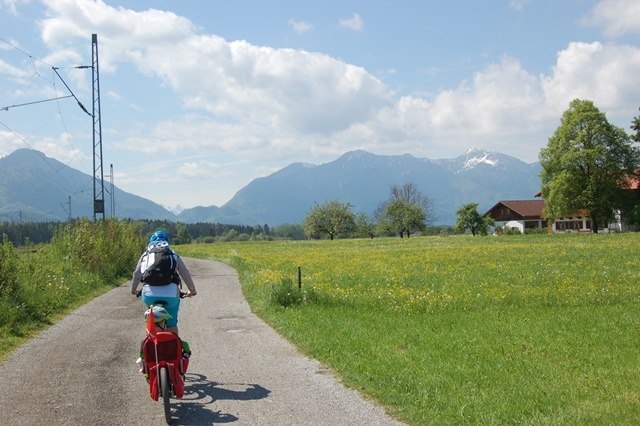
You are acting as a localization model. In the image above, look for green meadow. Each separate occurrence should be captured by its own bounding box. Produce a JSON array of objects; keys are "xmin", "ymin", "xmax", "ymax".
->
[{"xmin": 180, "ymin": 233, "xmax": 640, "ymax": 425}]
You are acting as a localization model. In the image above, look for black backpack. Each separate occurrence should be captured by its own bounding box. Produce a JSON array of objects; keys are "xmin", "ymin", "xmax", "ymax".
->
[{"xmin": 141, "ymin": 244, "xmax": 180, "ymax": 286}]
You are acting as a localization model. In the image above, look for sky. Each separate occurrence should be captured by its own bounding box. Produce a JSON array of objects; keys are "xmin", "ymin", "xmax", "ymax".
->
[{"xmin": 1, "ymin": 0, "xmax": 639, "ymax": 211}]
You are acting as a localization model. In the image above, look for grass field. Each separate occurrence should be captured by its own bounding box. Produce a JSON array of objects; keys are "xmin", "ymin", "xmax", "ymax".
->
[{"xmin": 179, "ymin": 233, "xmax": 640, "ymax": 425}]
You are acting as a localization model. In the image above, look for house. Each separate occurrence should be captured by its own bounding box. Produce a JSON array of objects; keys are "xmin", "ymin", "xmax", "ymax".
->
[
  {"xmin": 485, "ymin": 199, "xmax": 622, "ymax": 233},
  {"xmin": 485, "ymin": 200, "xmax": 547, "ymax": 233},
  {"xmin": 486, "ymin": 173, "xmax": 639, "ymax": 234},
  {"xmin": 486, "ymin": 195, "xmax": 639, "ymax": 234}
]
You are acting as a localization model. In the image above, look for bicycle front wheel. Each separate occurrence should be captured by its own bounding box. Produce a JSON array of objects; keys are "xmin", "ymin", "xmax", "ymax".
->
[{"xmin": 160, "ymin": 366, "xmax": 171, "ymax": 424}]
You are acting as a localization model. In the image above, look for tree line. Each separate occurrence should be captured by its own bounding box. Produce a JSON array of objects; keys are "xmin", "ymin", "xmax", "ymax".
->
[{"xmin": 302, "ymin": 182, "xmax": 495, "ymax": 239}]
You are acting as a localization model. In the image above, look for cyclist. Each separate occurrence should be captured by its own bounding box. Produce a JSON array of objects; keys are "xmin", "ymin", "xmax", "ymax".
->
[{"xmin": 131, "ymin": 230, "xmax": 197, "ymax": 335}]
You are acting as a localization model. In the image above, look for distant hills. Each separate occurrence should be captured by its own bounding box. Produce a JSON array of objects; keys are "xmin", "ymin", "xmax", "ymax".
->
[
  {"xmin": 0, "ymin": 149, "xmax": 174, "ymax": 222},
  {"xmin": 0, "ymin": 148, "xmax": 542, "ymax": 226}
]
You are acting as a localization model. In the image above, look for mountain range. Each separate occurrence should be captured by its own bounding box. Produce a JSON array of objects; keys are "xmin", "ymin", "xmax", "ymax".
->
[
  {"xmin": 0, "ymin": 149, "xmax": 174, "ymax": 222},
  {"xmin": 0, "ymin": 148, "xmax": 542, "ymax": 226}
]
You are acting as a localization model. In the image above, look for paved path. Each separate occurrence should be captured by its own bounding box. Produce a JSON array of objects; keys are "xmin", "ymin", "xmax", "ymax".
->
[{"xmin": 0, "ymin": 258, "xmax": 404, "ymax": 425}]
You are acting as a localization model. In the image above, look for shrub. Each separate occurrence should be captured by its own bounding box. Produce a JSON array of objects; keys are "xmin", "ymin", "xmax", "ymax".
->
[
  {"xmin": 50, "ymin": 219, "xmax": 142, "ymax": 280},
  {"xmin": 270, "ymin": 278, "xmax": 318, "ymax": 308},
  {"xmin": 0, "ymin": 235, "xmax": 19, "ymax": 299}
]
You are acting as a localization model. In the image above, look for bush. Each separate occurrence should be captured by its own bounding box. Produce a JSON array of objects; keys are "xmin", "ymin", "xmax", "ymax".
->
[
  {"xmin": 495, "ymin": 226, "xmax": 522, "ymax": 235},
  {"xmin": 0, "ymin": 235, "xmax": 22, "ymax": 332},
  {"xmin": 270, "ymin": 278, "xmax": 318, "ymax": 308},
  {"xmin": 0, "ymin": 235, "xmax": 19, "ymax": 299},
  {"xmin": 50, "ymin": 219, "xmax": 142, "ymax": 280}
]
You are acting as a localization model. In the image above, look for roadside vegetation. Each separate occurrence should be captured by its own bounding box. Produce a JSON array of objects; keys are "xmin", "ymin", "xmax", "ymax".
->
[
  {"xmin": 0, "ymin": 219, "xmax": 142, "ymax": 358},
  {"xmin": 180, "ymin": 233, "xmax": 640, "ymax": 425}
]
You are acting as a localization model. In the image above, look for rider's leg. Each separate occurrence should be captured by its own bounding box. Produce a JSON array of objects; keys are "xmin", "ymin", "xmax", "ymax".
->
[{"xmin": 163, "ymin": 297, "xmax": 180, "ymax": 335}]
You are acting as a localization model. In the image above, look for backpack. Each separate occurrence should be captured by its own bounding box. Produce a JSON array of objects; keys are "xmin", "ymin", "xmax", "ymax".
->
[{"xmin": 141, "ymin": 243, "xmax": 180, "ymax": 286}]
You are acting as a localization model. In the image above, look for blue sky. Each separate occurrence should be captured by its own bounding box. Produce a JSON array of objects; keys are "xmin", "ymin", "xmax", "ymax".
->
[{"xmin": 1, "ymin": 0, "xmax": 639, "ymax": 210}]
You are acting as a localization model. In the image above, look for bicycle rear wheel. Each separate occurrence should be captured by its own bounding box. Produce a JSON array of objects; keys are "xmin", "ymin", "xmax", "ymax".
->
[{"xmin": 160, "ymin": 366, "xmax": 171, "ymax": 424}]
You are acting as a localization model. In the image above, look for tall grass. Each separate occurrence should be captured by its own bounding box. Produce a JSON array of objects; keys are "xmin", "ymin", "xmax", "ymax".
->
[
  {"xmin": 180, "ymin": 234, "xmax": 640, "ymax": 424},
  {"xmin": 0, "ymin": 219, "xmax": 144, "ymax": 357}
]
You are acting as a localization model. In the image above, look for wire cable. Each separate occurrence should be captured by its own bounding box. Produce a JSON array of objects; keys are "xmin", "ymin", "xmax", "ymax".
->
[{"xmin": 0, "ymin": 95, "xmax": 73, "ymax": 111}]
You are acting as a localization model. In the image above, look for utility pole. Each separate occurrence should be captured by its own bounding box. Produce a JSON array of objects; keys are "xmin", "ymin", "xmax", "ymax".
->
[
  {"xmin": 107, "ymin": 163, "xmax": 115, "ymax": 218},
  {"xmin": 92, "ymin": 33, "xmax": 105, "ymax": 221}
]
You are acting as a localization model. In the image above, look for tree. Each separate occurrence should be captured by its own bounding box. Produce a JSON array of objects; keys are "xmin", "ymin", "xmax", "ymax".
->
[
  {"xmin": 354, "ymin": 212, "xmax": 376, "ymax": 238},
  {"xmin": 631, "ymin": 106, "xmax": 640, "ymax": 143},
  {"xmin": 273, "ymin": 223, "xmax": 305, "ymax": 240},
  {"xmin": 303, "ymin": 200, "xmax": 356, "ymax": 240},
  {"xmin": 455, "ymin": 203, "xmax": 494, "ymax": 236},
  {"xmin": 622, "ymin": 107, "xmax": 640, "ymax": 225},
  {"xmin": 539, "ymin": 99, "xmax": 640, "ymax": 233},
  {"xmin": 376, "ymin": 183, "xmax": 433, "ymax": 238},
  {"xmin": 173, "ymin": 223, "xmax": 192, "ymax": 245}
]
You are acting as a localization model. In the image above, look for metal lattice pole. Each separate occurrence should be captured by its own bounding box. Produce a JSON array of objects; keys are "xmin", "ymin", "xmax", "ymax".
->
[{"xmin": 92, "ymin": 33, "xmax": 105, "ymax": 220}]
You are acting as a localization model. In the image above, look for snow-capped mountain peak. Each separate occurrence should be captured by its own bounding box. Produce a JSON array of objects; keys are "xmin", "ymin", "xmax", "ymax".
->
[{"xmin": 461, "ymin": 150, "xmax": 499, "ymax": 171}]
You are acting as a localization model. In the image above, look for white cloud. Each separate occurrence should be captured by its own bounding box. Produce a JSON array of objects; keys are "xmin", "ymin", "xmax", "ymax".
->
[
  {"xmin": 33, "ymin": 132, "xmax": 88, "ymax": 166},
  {"xmin": 338, "ymin": 13, "xmax": 364, "ymax": 31},
  {"xmin": 0, "ymin": 129, "xmax": 28, "ymax": 156},
  {"xmin": 327, "ymin": 43, "xmax": 640, "ymax": 163},
  {"xmin": 543, "ymin": 42, "xmax": 640, "ymax": 115},
  {"xmin": 289, "ymin": 19, "xmax": 313, "ymax": 34},
  {"xmin": 0, "ymin": 58, "xmax": 29, "ymax": 80},
  {"xmin": 20, "ymin": 0, "xmax": 640, "ymax": 204},
  {"xmin": 582, "ymin": 0, "xmax": 640, "ymax": 37},
  {"xmin": 40, "ymin": 0, "xmax": 196, "ymax": 72},
  {"xmin": 137, "ymin": 36, "xmax": 390, "ymax": 136}
]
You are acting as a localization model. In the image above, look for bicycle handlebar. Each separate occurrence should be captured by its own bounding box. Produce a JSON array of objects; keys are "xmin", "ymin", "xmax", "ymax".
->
[{"xmin": 135, "ymin": 290, "xmax": 192, "ymax": 299}]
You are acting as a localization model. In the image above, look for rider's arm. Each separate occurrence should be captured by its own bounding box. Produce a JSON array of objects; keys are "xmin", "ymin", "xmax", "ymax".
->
[
  {"xmin": 130, "ymin": 254, "xmax": 145, "ymax": 295},
  {"xmin": 176, "ymin": 256, "xmax": 197, "ymax": 296}
]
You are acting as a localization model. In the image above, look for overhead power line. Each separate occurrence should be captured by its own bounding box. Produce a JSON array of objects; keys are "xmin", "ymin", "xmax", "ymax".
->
[{"xmin": 1, "ymin": 95, "xmax": 73, "ymax": 111}]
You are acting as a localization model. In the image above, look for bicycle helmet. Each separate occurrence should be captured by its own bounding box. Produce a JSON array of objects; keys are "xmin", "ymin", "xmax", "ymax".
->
[
  {"xmin": 144, "ymin": 305, "xmax": 172, "ymax": 323},
  {"xmin": 149, "ymin": 230, "xmax": 170, "ymax": 244}
]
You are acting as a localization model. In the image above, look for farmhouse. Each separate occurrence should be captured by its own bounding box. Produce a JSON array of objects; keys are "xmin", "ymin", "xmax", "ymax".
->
[
  {"xmin": 486, "ymin": 196, "xmax": 639, "ymax": 233},
  {"xmin": 486, "ymin": 171, "xmax": 639, "ymax": 233},
  {"xmin": 485, "ymin": 200, "xmax": 547, "ymax": 233}
]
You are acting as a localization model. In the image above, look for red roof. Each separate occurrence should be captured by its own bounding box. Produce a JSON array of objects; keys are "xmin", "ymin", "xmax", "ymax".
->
[{"xmin": 485, "ymin": 200, "xmax": 545, "ymax": 220}]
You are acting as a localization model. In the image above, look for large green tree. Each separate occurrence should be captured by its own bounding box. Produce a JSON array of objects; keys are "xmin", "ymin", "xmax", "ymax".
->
[
  {"xmin": 539, "ymin": 99, "xmax": 639, "ymax": 233},
  {"xmin": 376, "ymin": 183, "xmax": 433, "ymax": 238},
  {"xmin": 455, "ymin": 203, "xmax": 494, "ymax": 236},
  {"xmin": 303, "ymin": 200, "xmax": 356, "ymax": 240}
]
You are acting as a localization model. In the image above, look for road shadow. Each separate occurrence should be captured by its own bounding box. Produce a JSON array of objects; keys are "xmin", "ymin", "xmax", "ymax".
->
[{"xmin": 171, "ymin": 373, "xmax": 271, "ymax": 425}]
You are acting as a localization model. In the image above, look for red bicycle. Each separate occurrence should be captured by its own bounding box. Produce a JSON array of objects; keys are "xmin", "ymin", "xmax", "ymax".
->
[{"xmin": 139, "ymin": 294, "xmax": 190, "ymax": 424}]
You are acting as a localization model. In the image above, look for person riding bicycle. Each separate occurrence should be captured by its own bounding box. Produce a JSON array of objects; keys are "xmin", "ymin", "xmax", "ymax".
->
[{"xmin": 131, "ymin": 230, "xmax": 197, "ymax": 335}]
